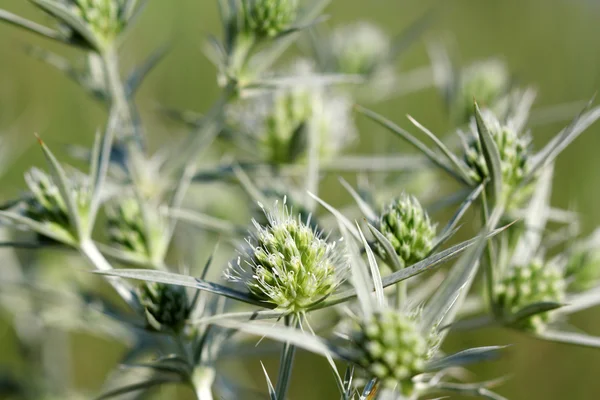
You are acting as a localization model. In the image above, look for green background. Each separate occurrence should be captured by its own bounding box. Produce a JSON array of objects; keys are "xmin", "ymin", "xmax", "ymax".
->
[{"xmin": 1, "ymin": 0, "xmax": 600, "ymax": 399}]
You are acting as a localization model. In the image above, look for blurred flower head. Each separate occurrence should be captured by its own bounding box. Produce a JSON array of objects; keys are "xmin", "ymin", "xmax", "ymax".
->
[
  {"xmin": 243, "ymin": 0, "xmax": 298, "ymax": 38},
  {"xmin": 138, "ymin": 281, "xmax": 190, "ymax": 332}
]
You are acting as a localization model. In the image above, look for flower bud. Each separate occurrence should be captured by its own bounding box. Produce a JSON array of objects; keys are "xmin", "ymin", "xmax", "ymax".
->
[
  {"xmin": 243, "ymin": 0, "xmax": 298, "ymax": 38},
  {"xmin": 463, "ymin": 109, "xmax": 532, "ymax": 205},
  {"xmin": 226, "ymin": 199, "xmax": 347, "ymax": 314},
  {"xmin": 378, "ymin": 194, "xmax": 436, "ymax": 269},
  {"xmin": 495, "ymin": 258, "xmax": 566, "ymax": 333},
  {"xmin": 352, "ymin": 309, "xmax": 429, "ymax": 394},
  {"xmin": 71, "ymin": 0, "xmax": 130, "ymax": 48},
  {"xmin": 138, "ymin": 282, "xmax": 190, "ymax": 332}
]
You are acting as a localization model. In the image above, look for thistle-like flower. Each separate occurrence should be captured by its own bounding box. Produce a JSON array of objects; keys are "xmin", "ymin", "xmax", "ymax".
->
[
  {"xmin": 495, "ymin": 258, "xmax": 566, "ymax": 333},
  {"xmin": 138, "ymin": 282, "xmax": 190, "ymax": 332},
  {"xmin": 23, "ymin": 167, "xmax": 90, "ymax": 243},
  {"xmin": 104, "ymin": 197, "xmax": 169, "ymax": 263},
  {"xmin": 227, "ymin": 61, "xmax": 356, "ymax": 165},
  {"xmin": 328, "ymin": 22, "xmax": 391, "ymax": 76},
  {"xmin": 564, "ymin": 230, "xmax": 600, "ymax": 292},
  {"xmin": 462, "ymin": 109, "xmax": 532, "ymax": 204},
  {"xmin": 70, "ymin": 0, "xmax": 130, "ymax": 46},
  {"xmin": 453, "ymin": 59, "xmax": 511, "ymax": 123},
  {"xmin": 378, "ymin": 194, "xmax": 436, "ymax": 269},
  {"xmin": 351, "ymin": 308, "xmax": 432, "ymax": 394},
  {"xmin": 243, "ymin": 0, "xmax": 298, "ymax": 38},
  {"xmin": 226, "ymin": 199, "xmax": 347, "ymax": 314}
]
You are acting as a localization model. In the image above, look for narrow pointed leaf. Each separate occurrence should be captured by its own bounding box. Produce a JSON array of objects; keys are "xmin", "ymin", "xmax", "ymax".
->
[
  {"xmin": 0, "ymin": 9, "xmax": 65, "ymax": 42},
  {"xmin": 261, "ymin": 361, "xmax": 278, "ymax": 400},
  {"xmin": 0, "ymin": 210, "xmax": 76, "ymax": 246},
  {"xmin": 309, "ymin": 191, "xmax": 360, "ymax": 239},
  {"xmin": 127, "ymin": 44, "xmax": 170, "ymax": 95},
  {"xmin": 367, "ymin": 222, "xmax": 404, "ymax": 271},
  {"xmin": 474, "ymin": 103, "xmax": 503, "ymax": 202},
  {"xmin": 425, "ymin": 345, "xmax": 509, "ymax": 371},
  {"xmin": 340, "ymin": 178, "xmax": 377, "ymax": 222},
  {"xmin": 167, "ymin": 208, "xmax": 245, "ymax": 236},
  {"xmin": 435, "ymin": 183, "xmax": 484, "ymax": 248},
  {"xmin": 95, "ymin": 377, "xmax": 181, "ymax": 400},
  {"xmin": 340, "ymin": 222, "xmax": 374, "ymax": 318},
  {"xmin": 535, "ymin": 329, "xmax": 600, "ymax": 349},
  {"xmin": 510, "ymin": 302, "xmax": 563, "ymax": 324},
  {"xmin": 357, "ymin": 224, "xmax": 385, "ymax": 308},
  {"xmin": 560, "ymin": 286, "xmax": 600, "ymax": 315}
]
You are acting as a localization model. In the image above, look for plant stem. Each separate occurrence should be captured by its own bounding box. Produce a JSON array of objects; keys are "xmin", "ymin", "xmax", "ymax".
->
[
  {"xmin": 191, "ymin": 366, "xmax": 216, "ymax": 400},
  {"xmin": 275, "ymin": 314, "xmax": 299, "ymax": 399},
  {"xmin": 79, "ymin": 239, "xmax": 138, "ymax": 310},
  {"xmin": 395, "ymin": 280, "xmax": 406, "ymax": 309}
]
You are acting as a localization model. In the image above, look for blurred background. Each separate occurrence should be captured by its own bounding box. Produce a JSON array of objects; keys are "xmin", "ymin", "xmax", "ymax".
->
[{"xmin": 1, "ymin": 0, "xmax": 600, "ymax": 399}]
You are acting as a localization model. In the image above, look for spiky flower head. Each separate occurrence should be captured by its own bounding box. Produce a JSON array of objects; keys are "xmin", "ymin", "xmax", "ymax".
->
[
  {"xmin": 564, "ymin": 236, "xmax": 600, "ymax": 292},
  {"xmin": 351, "ymin": 309, "xmax": 430, "ymax": 394},
  {"xmin": 328, "ymin": 22, "xmax": 391, "ymax": 76},
  {"xmin": 226, "ymin": 199, "xmax": 347, "ymax": 314},
  {"xmin": 68, "ymin": 0, "xmax": 132, "ymax": 48},
  {"xmin": 495, "ymin": 258, "xmax": 566, "ymax": 333},
  {"xmin": 104, "ymin": 197, "xmax": 169, "ymax": 263},
  {"xmin": 463, "ymin": 109, "xmax": 532, "ymax": 204},
  {"xmin": 227, "ymin": 61, "xmax": 356, "ymax": 165},
  {"xmin": 454, "ymin": 59, "xmax": 510, "ymax": 123},
  {"xmin": 378, "ymin": 194, "xmax": 436, "ymax": 269},
  {"xmin": 138, "ymin": 282, "xmax": 190, "ymax": 332},
  {"xmin": 242, "ymin": 0, "xmax": 298, "ymax": 38},
  {"xmin": 23, "ymin": 167, "xmax": 90, "ymax": 243}
]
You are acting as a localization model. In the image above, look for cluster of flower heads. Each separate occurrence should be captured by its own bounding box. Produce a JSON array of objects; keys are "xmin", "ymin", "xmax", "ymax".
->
[
  {"xmin": 242, "ymin": 0, "xmax": 298, "ymax": 38},
  {"xmin": 228, "ymin": 61, "xmax": 356, "ymax": 165},
  {"xmin": 378, "ymin": 194, "xmax": 437, "ymax": 269},
  {"xmin": 226, "ymin": 198, "xmax": 348, "ymax": 314},
  {"xmin": 495, "ymin": 257, "xmax": 566, "ymax": 333},
  {"xmin": 351, "ymin": 309, "xmax": 432, "ymax": 394},
  {"xmin": 462, "ymin": 109, "xmax": 532, "ymax": 204}
]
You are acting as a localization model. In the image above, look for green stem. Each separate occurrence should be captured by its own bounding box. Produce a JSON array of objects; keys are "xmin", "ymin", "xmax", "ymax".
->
[
  {"xmin": 395, "ymin": 280, "xmax": 406, "ymax": 309},
  {"xmin": 275, "ymin": 314, "xmax": 299, "ymax": 399},
  {"xmin": 191, "ymin": 366, "xmax": 216, "ymax": 400}
]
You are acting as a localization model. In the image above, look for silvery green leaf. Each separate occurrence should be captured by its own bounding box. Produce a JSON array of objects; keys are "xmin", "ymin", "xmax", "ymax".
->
[
  {"xmin": 95, "ymin": 269, "xmax": 268, "ymax": 308},
  {"xmin": 0, "ymin": 210, "xmax": 76, "ymax": 246},
  {"xmin": 559, "ymin": 285, "xmax": 600, "ymax": 315},
  {"xmin": 247, "ymin": 73, "xmax": 364, "ymax": 90},
  {"xmin": 340, "ymin": 178, "xmax": 377, "ymax": 222},
  {"xmin": 95, "ymin": 242, "xmax": 154, "ymax": 268},
  {"xmin": 261, "ymin": 361, "xmax": 278, "ymax": 400},
  {"xmin": 167, "ymin": 208, "xmax": 245, "ymax": 237},
  {"xmin": 120, "ymin": 362, "xmax": 190, "ymax": 378},
  {"xmin": 357, "ymin": 224, "xmax": 385, "ymax": 308},
  {"xmin": 509, "ymin": 164, "xmax": 553, "ymax": 266},
  {"xmin": 526, "ymin": 99, "xmax": 600, "ymax": 184},
  {"xmin": 192, "ymin": 310, "xmax": 284, "ymax": 325},
  {"xmin": 342, "ymin": 365, "xmax": 354, "ymax": 399},
  {"xmin": 95, "ymin": 376, "xmax": 182, "ymax": 399},
  {"xmin": 317, "ymin": 224, "xmax": 510, "ymax": 310},
  {"xmin": 322, "ymin": 154, "xmax": 426, "ymax": 172},
  {"xmin": 356, "ymin": 105, "xmax": 468, "ymax": 185},
  {"xmin": 30, "ymin": 0, "xmax": 100, "ymax": 50},
  {"xmin": 407, "ymin": 114, "xmax": 474, "ymax": 184},
  {"xmin": 339, "ymin": 222, "xmax": 374, "ymax": 319},
  {"xmin": 367, "ymin": 222, "xmax": 404, "ymax": 271},
  {"xmin": 433, "ymin": 381, "xmax": 508, "ymax": 400},
  {"xmin": 433, "ymin": 183, "xmax": 484, "ymax": 251},
  {"xmin": 126, "ymin": 44, "xmax": 170, "ymax": 95},
  {"xmin": 534, "ymin": 329, "xmax": 600, "ymax": 349},
  {"xmin": 510, "ymin": 302, "xmax": 563, "ymax": 324},
  {"xmin": 0, "ymin": 8, "xmax": 65, "ymax": 42},
  {"xmin": 474, "ymin": 103, "xmax": 504, "ymax": 202},
  {"xmin": 36, "ymin": 135, "xmax": 83, "ymax": 239},
  {"xmin": 425, "ymin": 346, "xmax": 509, "ymax": 371},
  {"xmin": 213, "ymin": 319, "xmax": 355, "ymax": 362},
  {"xmin": 308, "ymin": 191, "xmax": 360, "ymax": 240}
]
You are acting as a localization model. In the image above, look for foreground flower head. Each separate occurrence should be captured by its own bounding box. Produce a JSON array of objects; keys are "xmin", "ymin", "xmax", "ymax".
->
[
  {"xmin": 495, "ymin": 257, "xmax": 566, "ymax": 333},
  {"xmin": 138, "ymin": 281, "xmax": 190, "ymax": 332},
  {"xmin": 378, "ymin": 194, "xmax": 436, "ymax": 269},
  {"xmin": 351, "ymin": 308, "xmax": 431, "ymax": 394},
  {"xmin": 227, "ymin": 60, "xmax": 356, "ymax": 165},
  {"xmin": 463, "ymin": 109, "xmax": 532, "ymax": 204},
  {"xmin": 226, "ymin": 198, "xmax": 347, "ymax": 313}
]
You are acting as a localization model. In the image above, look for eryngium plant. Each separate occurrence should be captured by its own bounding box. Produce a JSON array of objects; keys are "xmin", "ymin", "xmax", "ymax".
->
[
  {"xmin": 227, "ymin": 199, "xmax": 347, "ymax": 314},
  {"xmin": 377, "ymin": 194, "xmax": 436, "ymax": 269},
  {"xmin": 138, "ymin": 282, "xmax": 190, "ymax": 332},
  {"xmin": 243, "ymin": 0, "xmax": 298, "ymax": 38}
]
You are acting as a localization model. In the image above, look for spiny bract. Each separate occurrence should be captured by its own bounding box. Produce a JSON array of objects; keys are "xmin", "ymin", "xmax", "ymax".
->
[
  {"xmin": 226, "ymin": 199, "xmax": 347, "ymax": 314},
  {"xmin": 495, "ymin": 258, "xmax": 566, "ymax": 333},
  {"xmin": 378, "ymin": 194, "xmax": 436, "ymax": 269}
]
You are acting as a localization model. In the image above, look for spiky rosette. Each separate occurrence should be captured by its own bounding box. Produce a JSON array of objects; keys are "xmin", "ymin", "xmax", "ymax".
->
[
  {"xmin": 23, "ymin": 167, "xmax": 90, "ymax": 240},
  {"xmin": 226, "ymin": 199, "xmax": 347, "ymax": 314},
  {"xmin": 495, "ymin": 258, "xmax": 566, "ymax": 333},
  {"xmin": 104, "ymin": 197, "xmax": 168, "ymax": 262},
  {"xmin": 243, "ymin": 0, "xmax": 298, "ymax": 38},
  {"xmin": 329, "ymin": 22, "xmax": 391, "ymax": 76},
  {"xmin": 454, "ymin": 59, "xmax": 510, "ymax": 123},
  {"xmin": 378, "ymin": 194, "xmax": 436, "ymax": 269},
  {"xmin": 352, "ymin": 309, "xmax": 430, "ymax": 394},
  {"xmin": 138, "ymin": 282, "xmax": 190, "ymax": 332},
  {"xmin": 71, "ymin": 0, "xmax": 131, "ymax": 47},
  {"xmin": 463, "ymin": 110, "xmax": 532, "ymax": 204}
]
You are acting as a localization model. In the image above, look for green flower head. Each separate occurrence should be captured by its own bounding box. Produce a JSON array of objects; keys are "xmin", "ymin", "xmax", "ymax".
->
[
  {"xmin": 70, "ymin": 0, "xmax": 132, "ymax": 48},
  {"xmin": 227, "ymin": 198, "xmax": 348, "ymax": 314},
  {"xmin": 495, "ymin": 258, "xmax": 566, "ymax": 333},
  {"xmin": 564, "ymin": 232, "xmax": 600, "ymax": 292},
  {"xmin": 378, "ymin": 194, "xmax": 436, "ymax": 269},
  {"xmin": 463, "ymin": 109, "xmax": 532, "ymax": 205},
  {"xmin": 243, "ymin": 0, "xmax": 298, "ymax": 38},
  {"xmin": 138, "ymin": 282, "xmax": 190, "ymax": 332},
  {"xmin": 352, "ymin": 309, "xmax": 431, "ymax": 394}
]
